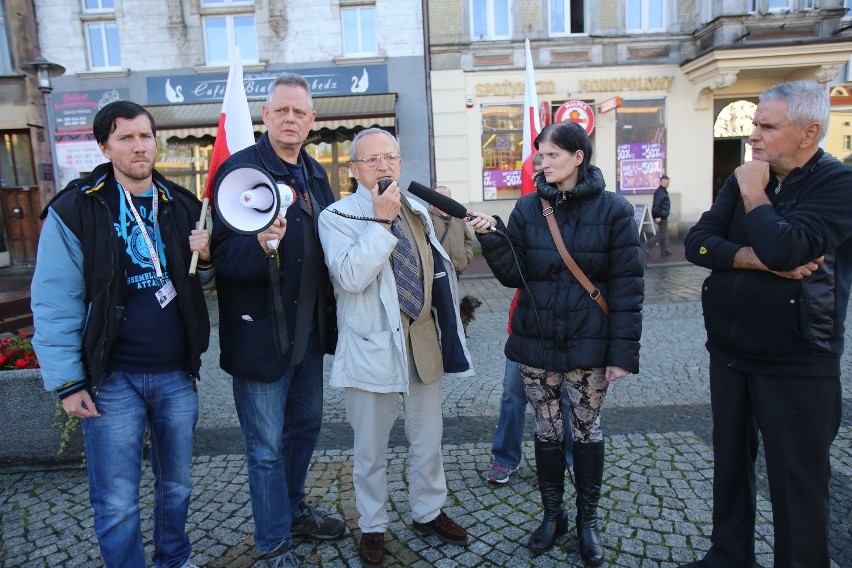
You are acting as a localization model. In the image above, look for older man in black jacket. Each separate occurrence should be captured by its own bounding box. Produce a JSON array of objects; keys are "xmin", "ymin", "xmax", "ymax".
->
[
  {"xmin": 682, "ymin": 81, "xmax": 852, "ymax": 568},
  {"xmin": 211, "ymin": 73, "xmax": 344, "ymax": 568}
]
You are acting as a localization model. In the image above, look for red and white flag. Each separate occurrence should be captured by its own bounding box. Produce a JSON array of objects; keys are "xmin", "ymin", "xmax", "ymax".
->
[
  {"xmin": 520, "ymin": 38, "xmax": 541, "ymax": 196},
  {"xmin": 204, "ymin": 46, "xmax": 254, "ymax": 200}
]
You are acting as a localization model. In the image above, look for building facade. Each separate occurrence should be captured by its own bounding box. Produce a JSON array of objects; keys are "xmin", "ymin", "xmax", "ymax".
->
[
  {"xmin": 427, "ymin": 0, "xmax": 852, "ymax": 231},
  {"xmin": 33, "ymin": 0, "xmax": 430, "ymax": 204},
  {"xmin": 0, "ymin": 0, "xmax": 55, "ymax": 265}
]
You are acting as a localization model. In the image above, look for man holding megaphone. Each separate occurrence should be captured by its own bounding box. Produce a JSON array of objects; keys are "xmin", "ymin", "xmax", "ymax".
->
[{"xmin": 210, "ymin": 73, "xmax": 344, "ymax": 568}]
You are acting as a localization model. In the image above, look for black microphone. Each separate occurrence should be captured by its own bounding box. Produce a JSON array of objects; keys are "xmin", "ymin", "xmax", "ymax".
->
[
  {"xmin": 407, "ymin": 181, "xmax": 498, "ymax": 233},
  {"xmin": 407, "ymin": 181, "xmax": 469, "ymax": 219}
]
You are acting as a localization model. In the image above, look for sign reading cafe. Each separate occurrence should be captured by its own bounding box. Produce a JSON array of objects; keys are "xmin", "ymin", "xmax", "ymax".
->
[{"xmin": 146, "ymin": 64, "xmax": 389, "ymax": 105}]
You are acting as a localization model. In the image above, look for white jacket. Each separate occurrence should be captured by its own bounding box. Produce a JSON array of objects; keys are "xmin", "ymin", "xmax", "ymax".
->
[{"xmin": 318, "ymin": 185, "xmax": 474, "ymax": 393}]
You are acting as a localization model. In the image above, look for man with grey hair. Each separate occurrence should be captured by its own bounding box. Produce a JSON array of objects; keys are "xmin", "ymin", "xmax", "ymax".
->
[
  {"xmin": 682, "ymin": 80, "xmax": 852, "ymax": 568},
  {"xmin": 211, "ymin": 73, "xmax": 344, "ymax": 567},
  {"xmin": 318, "ymin": 128, "xmax": 473, "ymax": 568}
]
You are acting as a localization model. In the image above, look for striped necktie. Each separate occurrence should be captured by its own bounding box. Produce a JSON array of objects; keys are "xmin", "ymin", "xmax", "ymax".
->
[{"xmin": 390, "ymin": 221, "xmax": 424, "ymax": 319}]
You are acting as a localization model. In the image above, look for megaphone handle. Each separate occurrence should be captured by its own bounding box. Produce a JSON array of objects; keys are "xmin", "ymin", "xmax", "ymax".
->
[{"xmin": 189, "ymin": 197, "xmax": 210, "ymax": 276}]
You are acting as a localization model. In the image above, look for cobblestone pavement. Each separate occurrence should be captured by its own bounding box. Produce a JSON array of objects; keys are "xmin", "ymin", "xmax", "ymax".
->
[{"xmin": 2, "ymin": 262, "xmax": 850, "ymax": 567}]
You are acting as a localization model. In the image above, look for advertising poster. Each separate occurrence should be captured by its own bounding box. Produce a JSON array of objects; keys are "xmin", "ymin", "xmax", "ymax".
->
[
  {"xmin": 55, "ymin": 140, "xmax": 107, "ymax": 188},
  {"xmin": 617, "ymin": 143, "xmax": 665, "ymax": 194}
]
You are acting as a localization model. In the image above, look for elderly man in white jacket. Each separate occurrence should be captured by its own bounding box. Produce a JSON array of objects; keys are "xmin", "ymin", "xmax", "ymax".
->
[{"xmin": 318, "ymin": 128, "xmax": 474, "ymax": 568}]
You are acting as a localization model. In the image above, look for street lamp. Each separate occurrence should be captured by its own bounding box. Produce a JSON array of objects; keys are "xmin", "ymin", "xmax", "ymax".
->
[{"xmin": 21, "ymin": 56, "xmax": 65, "ymax": 191}]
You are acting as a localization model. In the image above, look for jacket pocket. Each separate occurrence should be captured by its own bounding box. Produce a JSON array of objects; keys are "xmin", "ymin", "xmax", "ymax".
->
[
  {"xmin": 733, "ymin": 274, "xmax": 810, "ymax": 357},
  {"xmin": 342, "ymin": 314, "xmax": 396, "ymax": 386},
  {"xmin": 410, "ymin": 314, "xmax": 444, "ymax": 384}
]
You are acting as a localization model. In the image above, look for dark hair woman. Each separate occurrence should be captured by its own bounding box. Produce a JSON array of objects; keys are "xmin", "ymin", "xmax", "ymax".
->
[{"xmin": 468, "ymin": 121, "xmax": 643, "ymax": 566}]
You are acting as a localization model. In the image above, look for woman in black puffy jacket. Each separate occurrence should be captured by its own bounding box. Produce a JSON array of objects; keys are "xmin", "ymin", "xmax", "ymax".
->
[{"xmin": 468, "ymin": 121, "xmax": 643, "ymax": 566}]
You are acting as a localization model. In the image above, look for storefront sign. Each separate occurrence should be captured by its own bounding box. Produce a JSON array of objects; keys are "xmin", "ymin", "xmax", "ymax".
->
[
  {"xmin": 539, "ymin": 101, "xmax": 551, "ymax": 126},
  {"xmin": 598, "ymin": 96, "xmax": 622, "ymax": 113},
  {"xmin": 554, "ymin": 100, "xmax": 595, "ymax": 135},
  {"xmin": 53, "ymin": 89, "xmax": 127, "ymax": 132},
  {"xmin": 146, "ymin": 64, "xmax": 389, "ymax": 105},
  {"xmin": 617, "ymin": 143, "xmax": 666, "ymax": 194},
  {"xmin": 578, "ymin": 76, "xmax": 674, "ymax": 93},
  {"xmin": 55, "ymin": 140, "xmax": 107, "ymax": 188},
  {"xmin": 483, "ymin": 169, "xmax": 521, "ymax": 188},
  {"xmin": 474, "ymin": 80, "xmax": 556, "ymax": 97}
]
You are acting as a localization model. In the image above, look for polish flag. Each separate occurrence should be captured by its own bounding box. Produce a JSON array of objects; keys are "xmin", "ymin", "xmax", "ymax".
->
[
  {"xmin": 204, "ymin": 46, "xmax": 255, "ymax": 200},
  {"xmin": 520, "ymin": 39, "xmax": 541, "ymax": 197}
]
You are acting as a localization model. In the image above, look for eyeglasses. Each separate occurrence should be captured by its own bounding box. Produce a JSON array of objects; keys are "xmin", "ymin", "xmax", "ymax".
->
[{"xmin": 351, "ymin": 153, "xmax": 402, "ymax": 168}]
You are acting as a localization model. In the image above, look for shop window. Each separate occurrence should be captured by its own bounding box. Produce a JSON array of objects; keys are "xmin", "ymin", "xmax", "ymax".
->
[
  {"xmin": 85, "ymin": 21, "xmax": 121, "ymax": 69},
  {"xmin": 0, "ymin": 4, "xmax": 13, "ymax": 76},
  {"xmin": 550, "ymin": 0, "xmax": 585, "ymax": 35},
  {"xmin": 305, "ymin": 136, "xmax": 354, "ymax": 200},
  {"xmin": 341, "ymin": 5, "xmax": 377, "ymax": 57},
  {"xmin": 0, "ymin": 132, "xmax": 36, "ymax": 188},
  {"xmin": 155, "ymin": 138, "xmax": 214, "ymax": 200},
  {"xmin": 481, "ymin": 103, "xmax": 523, "ymax": 200},
  {"xmin": 615, "ymin": 98, "xmax": 666, "ymax": 195},
  {"xmin": 471, "ymin": 0, "xmax": 511, "ymax": 41},
  {"xmin": 626, "ymin": 0, "xmax": 664, "ymax": 32}
]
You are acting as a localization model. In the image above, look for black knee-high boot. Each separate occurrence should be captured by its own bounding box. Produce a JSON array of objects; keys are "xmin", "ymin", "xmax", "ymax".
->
[
  {"xmin": 574, "ymin": 440, "xmax": 605, "ymax": 566},
  {"xmin": 527, "ymin": 438, "xmax": 568, "ymax": 554}
]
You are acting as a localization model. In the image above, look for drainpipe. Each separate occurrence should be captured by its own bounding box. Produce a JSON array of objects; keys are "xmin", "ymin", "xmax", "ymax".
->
[{"xmin": 422, "ymin": 0, "xmax": 436, "ymax": 186}]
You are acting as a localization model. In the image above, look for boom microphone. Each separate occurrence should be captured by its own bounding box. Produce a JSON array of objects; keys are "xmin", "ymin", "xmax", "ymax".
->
[
  {"xmin": 407, "ymin": 181, "xmax": 497, "ymax": 233},
  {"xmin": 407, "ymin": 181, "xmax": 470, "ymax": 219}
]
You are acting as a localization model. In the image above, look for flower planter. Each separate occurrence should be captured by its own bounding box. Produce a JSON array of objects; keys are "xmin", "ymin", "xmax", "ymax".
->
[{"xmin": 0, "ymin": 369, "xmax": 84, "ymax": 467}]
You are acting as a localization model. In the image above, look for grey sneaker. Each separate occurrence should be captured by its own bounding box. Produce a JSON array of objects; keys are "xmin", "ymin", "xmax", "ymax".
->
[
  {"xmin": 486, "ymin": 464, "xmax": 516, "ymax": 484},
  {"xmin": 260, "ymin": 540, "xmax": 299, "ymax": 568},
  {"xmin": 290, "ymin": 500, "xmax": 346, "ymax": 541}
]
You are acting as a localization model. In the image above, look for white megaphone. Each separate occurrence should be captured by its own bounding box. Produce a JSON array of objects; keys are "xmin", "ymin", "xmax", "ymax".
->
[{"xmin": 213, "ymin": 164, "xmax": 297, "ymax": 250}]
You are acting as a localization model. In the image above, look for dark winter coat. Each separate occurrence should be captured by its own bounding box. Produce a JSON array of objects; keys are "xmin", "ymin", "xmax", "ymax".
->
[
  {"xmin": 479, "ymin": 166, "xmax": 644, "ymax": 373},
  {"xmin": 651, "ymin": 185, "xmax": 670, "ymax": 220},
  {"xmin": 684, "ymin": 149, "xmax": 852, "ymax": 377},
  {"xmin": 212, "ymin": 132, "xmax": 337, "ymax": 381}
]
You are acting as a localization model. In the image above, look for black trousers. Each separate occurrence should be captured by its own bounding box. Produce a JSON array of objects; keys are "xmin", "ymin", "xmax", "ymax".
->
[{"xmin": 704, "ymin": 358, "xmax": 841, "ymax": 568}]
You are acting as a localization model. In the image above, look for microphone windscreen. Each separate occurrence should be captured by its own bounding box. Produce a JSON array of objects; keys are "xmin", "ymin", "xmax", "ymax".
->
[{"xmin": 407, "ymin": 181, "xmax": 469, "ymax": 219}]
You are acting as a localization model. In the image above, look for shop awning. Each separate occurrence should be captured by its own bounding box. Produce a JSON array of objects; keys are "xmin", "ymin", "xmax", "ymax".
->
[{"xmin": 151, "ymin": 93, "xmax": 397, "ymax": 139}]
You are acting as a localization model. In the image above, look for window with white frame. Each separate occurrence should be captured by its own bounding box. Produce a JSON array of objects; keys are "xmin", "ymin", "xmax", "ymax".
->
[
  {"xmin": 471, "ymin": 0, "xmax": 511, "ymax": 40},
  {"xmin": 83, "ymin": 0, "xmax": 115, "ymax": 11},
  {"xmin": 626, "ymin": 0, "xmax": 664, "ymax": 32},
  {"xmin": 200, "ymin": 0, "xmax": 253, "ymax": 6},
  {"xmin": 550, "ymin": 0, "xmax": 585, "ymax": 35},
  {"xmin": 341, "ymin": 5, "xmax": 377, "ymax": 57},
  {"xmin": 86, "ymin": 21, "xmax": 122, "ymax": 69},
  {"xmin": 0, "ymin": 3, "xmax": 13, "ymax": 76},
  {"xmin": 766, "ymin": 0, "xmax": 791, "ymax": 11},
  {"xmin": 203, "ymin": 14, "xmax": 258, "ymax": 65}
]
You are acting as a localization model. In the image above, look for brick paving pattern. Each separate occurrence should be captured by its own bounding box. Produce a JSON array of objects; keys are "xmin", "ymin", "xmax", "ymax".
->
[{"xmin": 1, "ymin": 259, "xmax": 850, "ymax": 567}]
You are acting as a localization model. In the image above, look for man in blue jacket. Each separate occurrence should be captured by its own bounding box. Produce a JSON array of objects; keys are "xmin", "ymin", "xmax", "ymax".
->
[
  {"xmin": 210, "ymin": 73, "xmax": 344, "ymax": 568},
  {"xmin": 682, "ymin": 81, "xmax": 852, "ymax": 568},
  {"xmin": 31, "ymin": 100, "xmax": 211, "ymax": 568}
]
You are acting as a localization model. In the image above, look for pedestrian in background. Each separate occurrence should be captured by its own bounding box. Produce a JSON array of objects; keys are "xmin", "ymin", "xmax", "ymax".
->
[
  {"xmin": 682, "ymin": 80, "xmax": 852, "ymax": 568},
  {"xmin": 641, "ymin": 174, "xmax": 671, "ymax": 258},
  {"xmin": 468, "ymin": 121, "xmax": 643, "ymax": 566},
  {"xmin": 319, "ymin": 128, "xmax": 473, "ymax": 568},
  {"xmin": 485, "ymin": 152, "xmax": 574, "ymax": 486},
  {"xmin": 31, "ymin": 100, "xmax": 211, "ymax": 568},
  {"xmin": 211, "ymin": 73, "xmax": 344, "ymax": 568},
  {"xmin": 428, "ymin": 185, "xmax": 474, "ymax": 275}
]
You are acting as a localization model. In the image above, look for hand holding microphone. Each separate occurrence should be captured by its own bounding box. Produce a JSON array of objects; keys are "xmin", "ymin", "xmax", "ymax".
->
[
  {"xmin": 372, "ymin": 178, "xmax": 400, "ymax": 227},
  {"xmin": 466, "ymin": 211, "xmax": 497, "ymax": 234}
]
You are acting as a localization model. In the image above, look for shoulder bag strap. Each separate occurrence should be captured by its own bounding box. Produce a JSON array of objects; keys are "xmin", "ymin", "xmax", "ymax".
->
[{"xmin": 540, "ymin": 197, "xmax": 608, "ymax": 314}]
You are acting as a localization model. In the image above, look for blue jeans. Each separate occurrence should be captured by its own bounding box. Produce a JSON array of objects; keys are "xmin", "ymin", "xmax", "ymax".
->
[
  {"xmin": 490, "ymin": 359, "xmax": 574, "ymax": 469},
  {"xmin": 82, "ymin": 371, "xmax": 198, "ymax": 568},
  {"xmin": 232, "ymin": 333, "xmax": 324, "ymax": 554}
]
